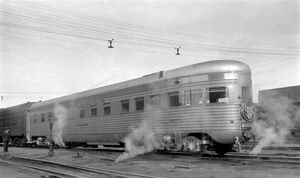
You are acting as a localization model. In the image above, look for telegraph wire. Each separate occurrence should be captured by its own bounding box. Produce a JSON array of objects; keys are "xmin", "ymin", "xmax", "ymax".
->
[
  {"xmin": 1, "ymin": 24, "xmax": 297, "ymax": 67},
  {"xmin": 0, "ymin": 6, "xmax": 182, "ymax": 46},
  {"xmin": 6, "ymin": 0, "xmax": 299, "ymax": 49},
  {"xmin": 3, "ymin": 0, "xmax": 256, "ymax": 46},
  {"xmin": 0, "ymin": 91, "xmax": 72, "ymax": 94},
  {"xmin": 0, "ymin": 20, "xmax": 174, "ymax": 50},
  {"xmin": 1, "ymin": 6, "xmax": 298, "ymax": 55},
  {"xmin": 0, "ymin": 27, "xmax": 176, "ymax": 57},
  {"xmin": 2, "ymin": 5, "xmax": 297, "ymax": 53},
  {"xmin": 1, "ymin": 18, "xmax": 297, "ymax": 57},
  {"xmin": 2, "ymin": 1, "xmax": 299, "ymax": 55},
  {"xmin": 2, "ymin": 25, "xmax": 297, "ymax": 66},
  {"xmin": 0, "ymin": 28, "xmax": 108, "ymax": 48},
  {"xmin": 0, "ymin": 21, "xmax": 109, "ymax": 42},
  {"xmin": 1, "ymin": 1, "xmax": 299, "ymax": 58}
]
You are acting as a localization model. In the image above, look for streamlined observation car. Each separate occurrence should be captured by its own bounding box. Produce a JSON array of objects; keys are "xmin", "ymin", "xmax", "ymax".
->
[{"xmin": 28, "ymin": 60, "xmax": 255, "ymax": 155}]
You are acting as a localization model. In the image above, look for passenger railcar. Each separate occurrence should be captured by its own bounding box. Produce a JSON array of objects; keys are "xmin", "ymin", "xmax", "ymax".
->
[
  {"xmin": 27, "ymin": 60, "xmax": 255, "ymax": 155},
  {"xmin": 0, "ymin": 102, "xmax": 32, "ymax": 145}
]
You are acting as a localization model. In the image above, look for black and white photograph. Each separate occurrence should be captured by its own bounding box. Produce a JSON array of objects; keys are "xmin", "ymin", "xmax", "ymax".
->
[{"xmin": 0, "ymin": 0, "xmax": 299, "ymax": 177}]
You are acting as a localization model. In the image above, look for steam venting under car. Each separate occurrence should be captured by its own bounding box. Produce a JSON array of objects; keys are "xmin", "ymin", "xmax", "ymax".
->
[
  {"xmin": 250, "ymin": 95, "xmax": 300, "ymax": 154},
  {"xmin": 53, "ymin": 103, "xmax": 69, "ymax": 146}
]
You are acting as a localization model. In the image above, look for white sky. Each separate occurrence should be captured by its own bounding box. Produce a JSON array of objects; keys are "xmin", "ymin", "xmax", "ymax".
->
[{"xmin": 0, "ymin": 0, "xmax": 299, "ymax": 108}]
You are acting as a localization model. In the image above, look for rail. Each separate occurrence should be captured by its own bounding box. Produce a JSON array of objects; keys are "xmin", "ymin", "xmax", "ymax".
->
[{"xmin": 0, "ymin": 153, "xmax": 164, "ymax": 178}]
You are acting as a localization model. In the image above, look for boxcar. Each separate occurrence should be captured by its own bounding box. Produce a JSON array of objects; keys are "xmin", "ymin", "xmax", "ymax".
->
[{"xmin": 28, "ymin": 60, "xmax": 255, "ymax": 155}]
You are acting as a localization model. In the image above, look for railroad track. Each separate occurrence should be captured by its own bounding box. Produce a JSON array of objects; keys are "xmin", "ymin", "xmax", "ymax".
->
[
  {"xmin": 0, "ymin": 153, "xmax": 163, "ymax": 178},
  {"xmin": 217, "ymin": 153, "xmax": 300, "ymax": 164},
  {"xmin": 0, "ymin": 159, "xmax": 79, "ymax": 178},
  {"xmin": 156, "ymin": 151, "xmax": 300, "ymax": 164},
  {"xmin": 68, "ymin": 147, "xmax": 300, "ymax": 165}
]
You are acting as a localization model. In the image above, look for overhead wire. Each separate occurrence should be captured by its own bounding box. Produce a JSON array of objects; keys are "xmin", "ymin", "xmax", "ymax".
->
[
  {"xmin": 0, "ymin": 5, "xmax": 182, "ymax": 46},
  {"xmin": 6, "ymin": 0, "xmax": 299, "ymax": 49},
  {"xmin": 2, "ymin": 23, "xmax": 296, "ymax": 68},
  {"xmin": 1, "ymin": 21, "xmax": 297, "ymax": 68},
  {"xmin": 1, "ymin": 0, "xmax": 298, "ymax": 71},
  {"xmin": 0, "ymin": 10, "xmax": 180, "ymax": 50},
  {"xmin": 1, "ymin": 14, "xmax": 297, "ymax": 56},
  {"xmin": 1, "ymin": 0, "xmax": 299, "ymax": 56},
  {"xmin": 0, "ymin": 91, "xmax": 72, "ymax": 94}
]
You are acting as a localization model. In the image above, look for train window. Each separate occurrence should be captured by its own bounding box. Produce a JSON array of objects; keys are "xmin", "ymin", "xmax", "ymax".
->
[
  {"xmin": 91, "ymin": 108, "xmax": 97, "ymax": 116},
  {"xmin": 80, "ymin": 109, "xmax": 85, "ymax": 118},
  {"xmin": 207, "ymin": 87, "xmax": 229, "ymax": 103},
  {"xmin": 169, "ymin": 91, "xmax": 181, "ymax": 107},
  {"xmin": 104, "ymin": 103, "xmax": 111, "ymax": 115},
  {"xmin": 184, "ymin": 90, "xmax": 191, "ymax": 106},
  {"xmin": 121, "ymin": 99, "xmax": 130, "ymax": 112},
  {"xmin": 192, "ymin": 89, "xmax": 203, "ymax": 105},
  {"xmin": 185, "ymin": 89, "xmax": 203, "ymax": 106},
  {"xmin": 135, "ymin": 97, "xmax": 144, "ymax": 111},
  {"xmin": 41, "ymin": 113, "xmax": 45, "ymax": 122}
]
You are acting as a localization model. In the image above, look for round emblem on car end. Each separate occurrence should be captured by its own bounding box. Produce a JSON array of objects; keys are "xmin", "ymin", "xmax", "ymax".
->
[{"xmin": 241, "ymin": 104, "xmax": 255, "ymax": 121}]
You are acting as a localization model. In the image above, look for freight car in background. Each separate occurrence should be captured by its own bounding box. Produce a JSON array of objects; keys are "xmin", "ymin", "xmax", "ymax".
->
[
  {"xmin": 27, "ymin": 60, "xmax": 255, "ymax": 155},
  {"xmin": 0, "ymin": 102, "xmax": 32, "ymax": 146}
]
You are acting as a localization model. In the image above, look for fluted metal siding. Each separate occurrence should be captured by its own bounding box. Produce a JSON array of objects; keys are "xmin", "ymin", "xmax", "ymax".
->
[{"xmin": 63, "ymin": 104, "xmax": 241, "ymax": 142}]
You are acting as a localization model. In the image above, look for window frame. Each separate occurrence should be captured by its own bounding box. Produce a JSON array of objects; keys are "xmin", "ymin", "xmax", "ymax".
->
[
  {"xmin": 121, "ymin": 99, "xmax": 130, "ymax": 113},
  {"xmin": 104, "ymin": 102, "xmax": 111, "ymax": 115},
  {"xmin": 90, "ymin": 107, "xmax": 98, "ymax": 117},
  {"xmin": 41, "ymin": 113, "xmax": 45, "ymax": 122},
  {"xmin": 135, "ymin": 97, "xmax": 144, "ymax": 111},
  {"xmin": 79, "ymin": 109, "xmax": 85, "ymax": 118},
  {"xmin": 168, "ymin": 91, "xmax": 181, "ymax": 107},
  {"xmin": 184, "ymin": 89, "xmax": 203, "ymax": 106},
  {"xmin": 207, "ymin": 86, "xmax": 229, "ymax": 104}
]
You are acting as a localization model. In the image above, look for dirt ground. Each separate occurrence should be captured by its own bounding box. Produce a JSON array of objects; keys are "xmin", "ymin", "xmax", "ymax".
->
[{"xmin": 1, "ymin": 147, "xmax": 300, "ymax": 178}]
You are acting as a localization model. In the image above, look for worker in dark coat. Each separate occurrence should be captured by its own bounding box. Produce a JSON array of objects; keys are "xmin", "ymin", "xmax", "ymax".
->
[{"xmin": 2, "ymin": 129, "xmax": 10, "ymax": 152}]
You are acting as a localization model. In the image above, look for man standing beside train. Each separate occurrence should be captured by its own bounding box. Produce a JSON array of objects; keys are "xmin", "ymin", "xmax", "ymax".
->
[{"xmin": 2, "ymin": 129, "xmax": 10, "ymax": 152}]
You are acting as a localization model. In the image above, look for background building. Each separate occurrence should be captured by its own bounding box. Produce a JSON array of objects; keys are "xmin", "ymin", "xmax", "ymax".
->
[{"xmin": 259, "ymin": 86, "xmax": 300, "ymax": 104}]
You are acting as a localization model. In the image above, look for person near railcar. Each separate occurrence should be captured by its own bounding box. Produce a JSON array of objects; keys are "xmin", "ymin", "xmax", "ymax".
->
[{"xmin": 2, "ymin": 129, "xmax": 10, "ymax": 152}]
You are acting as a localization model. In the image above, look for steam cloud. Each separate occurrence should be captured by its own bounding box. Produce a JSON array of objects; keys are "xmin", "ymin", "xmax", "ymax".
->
[
  {"xmin": 115, "ymin": 120, "xmax": 161, "ymax": 162},
  {"xmin": 53, "ymin": 103, "xmax": 68, "ymax": 146},
  {"xmin": 250, "ymin": 94, "xmax": 299, "ymax": 154},
  {"xmin": 115, "ymin": 103, "xmax": 163, "ymax": 163}
]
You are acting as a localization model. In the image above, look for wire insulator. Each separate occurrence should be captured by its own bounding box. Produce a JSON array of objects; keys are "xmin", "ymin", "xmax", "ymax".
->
[
  {"xmin": 108, "ymin": 38, "xmax": 114, "ymax": 48},
  {"xmin": 175, "ymin": 46, "xmax": 181, "ymax": 55}
]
